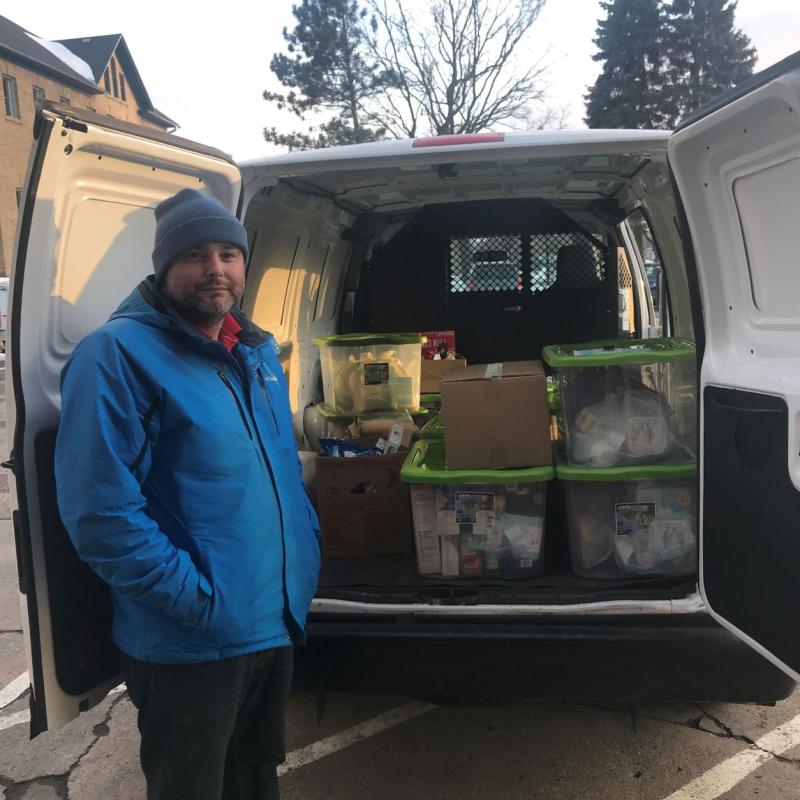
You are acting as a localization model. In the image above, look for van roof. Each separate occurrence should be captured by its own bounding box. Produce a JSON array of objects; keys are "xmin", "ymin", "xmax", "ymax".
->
[
  {"xmin": 240, "ymin": 128, "xmax": 669, "ymax": 175},
  {"xmin": 241, "ymin": 129, "xmax": 670, "ymax": 217}
]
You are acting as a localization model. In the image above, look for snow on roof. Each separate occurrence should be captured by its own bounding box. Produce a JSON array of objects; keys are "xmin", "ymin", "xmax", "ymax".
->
[{"xmin": 25, "ymin": 32, "xmax": 96, "ymax": 83}]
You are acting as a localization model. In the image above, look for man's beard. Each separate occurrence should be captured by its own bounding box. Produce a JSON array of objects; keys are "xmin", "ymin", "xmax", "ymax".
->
[{"xmin": 165, "ymin": 281, "xmax": 244, "ymax": 327}]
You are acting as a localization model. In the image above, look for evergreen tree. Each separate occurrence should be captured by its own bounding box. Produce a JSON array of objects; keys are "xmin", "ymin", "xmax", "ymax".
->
[
  {"xmin": 585, "ymin": 0, "xmax": 671, "ymax": 129},
  {"xmin": 263, "ymin": 0, "xmax": 392, "ymax": 149},
  {"xmin": 665, "ymin": 0, "xmax": 756, "ymax": 124}
]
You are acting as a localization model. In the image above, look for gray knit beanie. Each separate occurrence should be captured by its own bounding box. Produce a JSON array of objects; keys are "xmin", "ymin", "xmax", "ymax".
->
[{"xmin": 151, "ymin": 188, "xmax": 249, "ymax": 280}]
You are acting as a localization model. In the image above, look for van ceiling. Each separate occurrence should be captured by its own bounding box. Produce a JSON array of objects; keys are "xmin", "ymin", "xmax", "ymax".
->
[{"xmin": 270, "ymin": 153, "xmax": 662, "ymax": 218}]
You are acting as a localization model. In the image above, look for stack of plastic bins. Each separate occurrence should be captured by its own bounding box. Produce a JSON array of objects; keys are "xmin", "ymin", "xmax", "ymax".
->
[
  {"xmin": 542, "ymin": 338, "xmax": 697, "ymax": 468},
  {"xmin": 543, "ymin": 337, "xmax": 698, "ymax": 580},
  {"xmin": 557, "ymin": 459, "xmax": 698, "ymax": 579},
  {"xmin": 401, "ymin": 439, "xmax": 554, "ymax": 579},
  {"xmin": 314, "ymin": 333, "xmax": 426, "ymax": 415}
]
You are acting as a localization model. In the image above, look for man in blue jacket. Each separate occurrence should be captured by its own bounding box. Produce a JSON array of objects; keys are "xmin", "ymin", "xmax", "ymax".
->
[{"xmin": 55, "ymin": 188, "xmax": 321, "ymax": 800}]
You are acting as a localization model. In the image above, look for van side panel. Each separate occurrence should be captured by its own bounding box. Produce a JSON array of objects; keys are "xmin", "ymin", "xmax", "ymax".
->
[{"xmin": 242, "ymin": 187, "xmax": 351, "ymax": 429}]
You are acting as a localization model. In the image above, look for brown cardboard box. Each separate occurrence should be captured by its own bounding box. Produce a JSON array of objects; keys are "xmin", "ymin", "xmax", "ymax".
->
[
  {"xmin": 441, "ymin": 361, "xmax": 552, "ymax": 469},
  {"xmin": 420, "ymin": 358, "xmax": 468, "ymax": 394},
  {"xmin": 315, "ymin": 453, "xmax": 414, "ymax": 557}
]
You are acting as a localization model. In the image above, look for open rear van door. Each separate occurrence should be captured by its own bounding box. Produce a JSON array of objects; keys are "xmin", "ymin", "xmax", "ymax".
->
[
  {"xmin": 670, "ymin": 52, "xmax": 800, "ymax": 683},
  {"xmin": 8, "ymin": 104, "xmax": 241, "ymax": 735}
]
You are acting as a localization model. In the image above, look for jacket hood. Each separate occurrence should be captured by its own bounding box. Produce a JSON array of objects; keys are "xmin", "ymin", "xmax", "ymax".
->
[{"xmin": 109, "ymin": 276, "xmax": 272, "ymax": 350}]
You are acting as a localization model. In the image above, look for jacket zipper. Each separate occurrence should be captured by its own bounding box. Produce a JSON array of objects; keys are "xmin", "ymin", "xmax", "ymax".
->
[
  {"xmin": 219, "ymin": 363, "xmax": 292, "ymax": 640},
  {"xmin": 242, "ymin": 374, "xmax": 291, "ymax": 640},
  {"xmin": 129, "ymin": 398, "xmax": 161, "ymax": 473},
  {"xmin": 255, "ymin": 368, "xmax": 280, "ymax": 436},
  {"xmin": 217, "ymin": 369, "xmax": 254, "ymax": 440}
]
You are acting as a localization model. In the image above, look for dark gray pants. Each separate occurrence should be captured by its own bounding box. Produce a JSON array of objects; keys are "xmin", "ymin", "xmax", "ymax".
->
[{"xmin": 122, "ymin": 646, "xmax": 293, "ymax": 800}]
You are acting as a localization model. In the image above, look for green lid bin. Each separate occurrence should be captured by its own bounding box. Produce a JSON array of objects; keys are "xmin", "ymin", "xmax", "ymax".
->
[
  {"xmin": 313, "ymin": 332, "xmax": 426, "ymax": 415},
  {"xmin": 542, "ymin": 337, "xmax": 697, "ymax": 468}
]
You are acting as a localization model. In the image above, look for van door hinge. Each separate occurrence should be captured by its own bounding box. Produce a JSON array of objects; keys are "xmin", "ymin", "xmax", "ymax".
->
[
  {"xmin": 63, "ymin": 117, "xmax": 88, "ymax": 133},
  {"xmin": 1, "ymin": 455, "xmax": 16, "ymax": 474}
]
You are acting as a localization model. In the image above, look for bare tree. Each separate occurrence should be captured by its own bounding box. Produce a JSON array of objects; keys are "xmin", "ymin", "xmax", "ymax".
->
[
  {"xmin": 524, "ymin": 103, "xmax": 571, "ymax": 131},
  {"xmin": 365, "ymin": 0, "xmax": 549, "ymax": 137}
]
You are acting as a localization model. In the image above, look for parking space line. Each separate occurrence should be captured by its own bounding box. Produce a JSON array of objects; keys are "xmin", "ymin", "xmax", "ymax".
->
[
  {"xmin": 0, "ymin": 672, "xmax": 28, "ymax": 711},
  {"xmin": 278, "ymin": 701, "xmax": 436, "ymax": 776},
  {"xmin": 661, "ymin": 711, "xmax": 800, "ymax": 800},
  {"xmin": 0, "ymin": 681, "xmax": 125, "ymax": 733},
  {"xmin": 0, "ymin": 709, "xmax": 28, "ymax": 733}
]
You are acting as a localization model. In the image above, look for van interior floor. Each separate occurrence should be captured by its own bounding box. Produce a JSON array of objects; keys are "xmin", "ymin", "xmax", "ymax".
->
[{"xmin": 316, "ymin": 557, "xmax": 696, "ymax": 606}]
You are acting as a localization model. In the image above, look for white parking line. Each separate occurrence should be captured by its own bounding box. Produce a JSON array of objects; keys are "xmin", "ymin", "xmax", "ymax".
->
[
  {"xmin": 1, "ymin": 672, "xmax": 796, "ymax": 798},
  {"xmin": 0, "ymin": 681, "xmax": 125, "ymax": 732},
  {"xmin": 278, "ymin": 701, "xmax": 436, "ymax": 776},
  {"xmin": 0, "ymin": 709, "xmax": 28, "ymax": 733},
  {"xmin": 0, "ymin": 672, "xmax": 28, "ymax": 711},
  {"xmin": 0, "ymin": 688, "xmax": 434, "ymax": 769},
  {"xmin": 661, "ymin": 711, "xmax": 800, "ymax": 800}
]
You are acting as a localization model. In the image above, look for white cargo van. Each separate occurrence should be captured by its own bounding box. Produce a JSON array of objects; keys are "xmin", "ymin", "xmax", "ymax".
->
[{"xmin": 7, "ymin": 52, "xmax": 800, "ymax": 736}]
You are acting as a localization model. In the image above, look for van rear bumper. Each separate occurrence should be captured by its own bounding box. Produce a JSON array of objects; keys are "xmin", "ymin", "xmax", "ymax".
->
[{"xmin": 294, "ymin": 615, "xmax": 796, "ymax": 704}]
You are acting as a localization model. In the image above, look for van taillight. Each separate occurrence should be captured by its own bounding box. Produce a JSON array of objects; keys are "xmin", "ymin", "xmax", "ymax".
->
[{"xmin": 412, "ymin": 133, "xmax": 505, "ymax": 148}]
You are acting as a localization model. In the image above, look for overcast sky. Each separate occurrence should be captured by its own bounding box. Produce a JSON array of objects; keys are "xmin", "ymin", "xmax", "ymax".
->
[{"xmin": 3, "ymin": 0, "xmax": 798, "ymax": 161}]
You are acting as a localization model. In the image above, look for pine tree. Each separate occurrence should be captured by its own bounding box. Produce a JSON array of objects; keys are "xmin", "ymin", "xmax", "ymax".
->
[
  {"xmin": 585, "ymin": 0, "xmax": 671, "ymax": 129},
  {"xmin": 664, "ymin": 0, "xmax": 756, "ymax": 124},
  {"xmin": 263, "ymin": 0, "xmax": 392, "ymax": 149}
]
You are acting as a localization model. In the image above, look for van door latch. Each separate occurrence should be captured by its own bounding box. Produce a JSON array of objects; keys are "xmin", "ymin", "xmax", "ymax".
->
[{"xmin": 503, "ymin": 305, "xmax": 522, "ymax": 312}]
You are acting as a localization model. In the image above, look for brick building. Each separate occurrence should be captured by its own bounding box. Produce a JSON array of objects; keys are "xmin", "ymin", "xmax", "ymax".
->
[{"xmin": 0, "ymin": 14, "xmax": 177, "ymax": 275}]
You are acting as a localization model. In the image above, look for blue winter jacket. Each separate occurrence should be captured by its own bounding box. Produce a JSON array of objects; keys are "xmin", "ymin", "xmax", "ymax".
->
[{"xmin": 55, "ymin": 277, "xmax": 321, "ymax": 663}]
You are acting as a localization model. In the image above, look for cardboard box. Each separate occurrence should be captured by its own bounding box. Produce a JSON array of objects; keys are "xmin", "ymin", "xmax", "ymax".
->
[
  {"xmin": 315, "ymin": 453, "xmax": 414, "ymax": 557},
  {"xmin": 441, "ymin": 361, "xmax": 552, "ymax": 470},
  {"xmin": 420, "ymin": 358, "xmax": 468, "ymax": 394}
]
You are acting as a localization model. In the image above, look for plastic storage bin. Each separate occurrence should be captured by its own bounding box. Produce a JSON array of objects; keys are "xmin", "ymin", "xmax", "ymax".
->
[
  {"xmin": 557, "ymin": 460, "xmax": 698, "ymax": 579},
  {"xmin": 401, "ymin": 439, "xmax": 554, "ymax": 579},
  {"xmin": 314, "ymin": 333, "xmax": 425, "ymax": 414},
  {"xmin": 302, "ymin": 403, "xmax": 428, "ymax": 452},
  {"xmin": 543, "ymin": 338, "xmax": 696, "ymax": 467},
  {"xmin": 420, "ymin": 392, "xmax": 442, "ymax": 411},
  {"xmin": 419, "ymin": 413, "xmax": 444, "ymax": 440}
]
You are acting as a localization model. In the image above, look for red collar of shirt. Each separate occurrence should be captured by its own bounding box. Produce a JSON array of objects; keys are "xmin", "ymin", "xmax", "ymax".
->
[{"xmin": 218, "ymin": 313, "xmax": 242, "ymax": 352}]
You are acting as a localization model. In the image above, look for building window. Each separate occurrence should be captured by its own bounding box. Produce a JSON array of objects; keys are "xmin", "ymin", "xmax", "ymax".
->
[
  {"xmin": 111, "ymin": 59, "xmax": 119, "ymax": 98},
  {"xmin": 16, "ymin": 188, "xmax": 23, "ymax": 208},
  {"xmin": 104, "ymin": 68, "xmax": 111, "ymax": 93},
  {"xmin": 119, "ymin": 73, "xmax": 127, "ymax": 102},
  {"xmin": 32, "ymin": 85, "xmax": 45, "ymax": 110},
  {"xmin": 3, "ymin": 74, "xmax": 20, "ymax": 119},
  {"xmin": 59, "ymin": 96, "xmax": 71, "ymax": 106}
]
